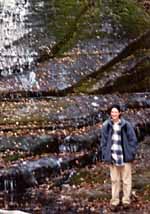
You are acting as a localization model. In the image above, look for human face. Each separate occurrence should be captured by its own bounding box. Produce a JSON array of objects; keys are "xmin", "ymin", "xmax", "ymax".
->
[{"xmin": 110, "ymin": 107, "xmax": 121, "ymax": 123}]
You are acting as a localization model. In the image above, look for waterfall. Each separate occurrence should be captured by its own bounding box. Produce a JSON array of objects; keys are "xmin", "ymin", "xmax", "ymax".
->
[
  {"xmin": 4, "ymin": 178, "xmax": 16, "ymax": 193},
  {"xmin": 0, "ymin": 0, "xmax": 34, "ymax": 77}
]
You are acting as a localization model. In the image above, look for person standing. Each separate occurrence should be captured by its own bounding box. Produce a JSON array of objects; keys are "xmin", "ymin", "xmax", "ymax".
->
[{"xmin": 101, "ymin": 104, "xmax": 138, "ymax": 211}]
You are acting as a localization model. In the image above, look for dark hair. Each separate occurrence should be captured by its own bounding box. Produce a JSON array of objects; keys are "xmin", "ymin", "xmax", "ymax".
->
[{"xmin": 109, "ymin": 104, "xmax": 121, "ymax": 113}]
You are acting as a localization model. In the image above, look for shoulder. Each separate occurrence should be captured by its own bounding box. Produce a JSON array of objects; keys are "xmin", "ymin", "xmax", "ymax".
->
[
  {"xmin": 102, "ymin": 119, "xmax": 109, "ymax": 126},
  {"xmin": 102, "ymin": 119, "xmax": 111, "ymax": 130},
  {"xmin": 121, "ymin": 118, "xmax": 134, "ymax": 130}
]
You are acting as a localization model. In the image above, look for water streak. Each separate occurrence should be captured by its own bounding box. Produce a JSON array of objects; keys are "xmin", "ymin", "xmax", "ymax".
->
[{"xmin": 0, "ymin": 0, "xmax": 34, "ymax": 76}]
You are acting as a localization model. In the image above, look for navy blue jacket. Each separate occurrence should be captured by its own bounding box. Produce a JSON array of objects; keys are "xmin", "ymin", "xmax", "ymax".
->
[{"xmin": 101, "ymin": 117, "xmax": 138, "ymax": 163}]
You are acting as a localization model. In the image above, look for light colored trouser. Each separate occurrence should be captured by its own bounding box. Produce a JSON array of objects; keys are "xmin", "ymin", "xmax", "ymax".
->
[{"xmin": 109, "ymin": 163, "xmax": 132, "ymax": 206}]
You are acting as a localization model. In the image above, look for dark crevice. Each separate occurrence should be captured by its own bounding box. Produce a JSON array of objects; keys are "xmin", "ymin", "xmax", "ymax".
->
[
  {"xmin": 68, "ymin": 29, "xmax": 150, "ymax": 94},
  {"xmin": 95, "ymin": 57, "xmax": 150, "ymax": 94}
]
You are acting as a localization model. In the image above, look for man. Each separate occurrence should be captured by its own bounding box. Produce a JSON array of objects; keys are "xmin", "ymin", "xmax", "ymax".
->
[{"xmin": 101, "ymin": 104, "xmax": 138, "ymax": 211}]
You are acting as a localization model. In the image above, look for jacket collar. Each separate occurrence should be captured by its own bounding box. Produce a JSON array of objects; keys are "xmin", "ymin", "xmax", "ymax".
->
[{"xmin": 107, "ymin": 117, "xmax": 126, "ymax": 128}]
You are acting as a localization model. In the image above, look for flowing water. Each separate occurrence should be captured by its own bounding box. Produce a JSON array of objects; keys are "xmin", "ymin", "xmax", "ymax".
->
[
  {"xmin": 0, "ymin": 0, "xmax": 56, "ymax": 77},
  {"xmin": 0, "ymin": 0, "xmax": 32, "ymax": 76}
]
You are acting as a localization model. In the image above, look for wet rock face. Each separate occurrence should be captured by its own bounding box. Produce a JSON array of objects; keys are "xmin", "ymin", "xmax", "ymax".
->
[{"xmin": 0, "ymin": 0, "xmax": 149, "ymax": 95}]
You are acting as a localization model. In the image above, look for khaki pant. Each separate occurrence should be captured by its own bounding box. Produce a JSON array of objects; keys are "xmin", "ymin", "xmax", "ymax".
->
[{"xmin": 109, "ymin": 163, "xmax": 132, "ymax": 206}]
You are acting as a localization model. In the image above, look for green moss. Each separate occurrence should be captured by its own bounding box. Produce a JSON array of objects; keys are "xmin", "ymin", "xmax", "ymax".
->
[
  {"xmin": 53, "ymin": 1, "xmax": 103, "ymax": 55},
  {"xmin": 41, "ymin": 0, "xmax": 150, "ymax": 57},
  {"xmin": 4, "ymin": 153, "xmax": 24, "ymax": 162},
  {"xmin": 107, "ymin": 0, "xmax": 150, "ymax": 36},
  {"xmin": 74, "ymin": 77, "xmax": 97, "ymax": 94}
]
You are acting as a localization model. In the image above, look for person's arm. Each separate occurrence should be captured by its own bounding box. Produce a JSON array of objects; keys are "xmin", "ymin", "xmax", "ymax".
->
[
  {"xmin": 126, "ymin": 122, "xmax": 138, "ymax": 156},
  {"xmin": 101, "ymin": 122, "xmax": 108, "ymax": 161}
]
